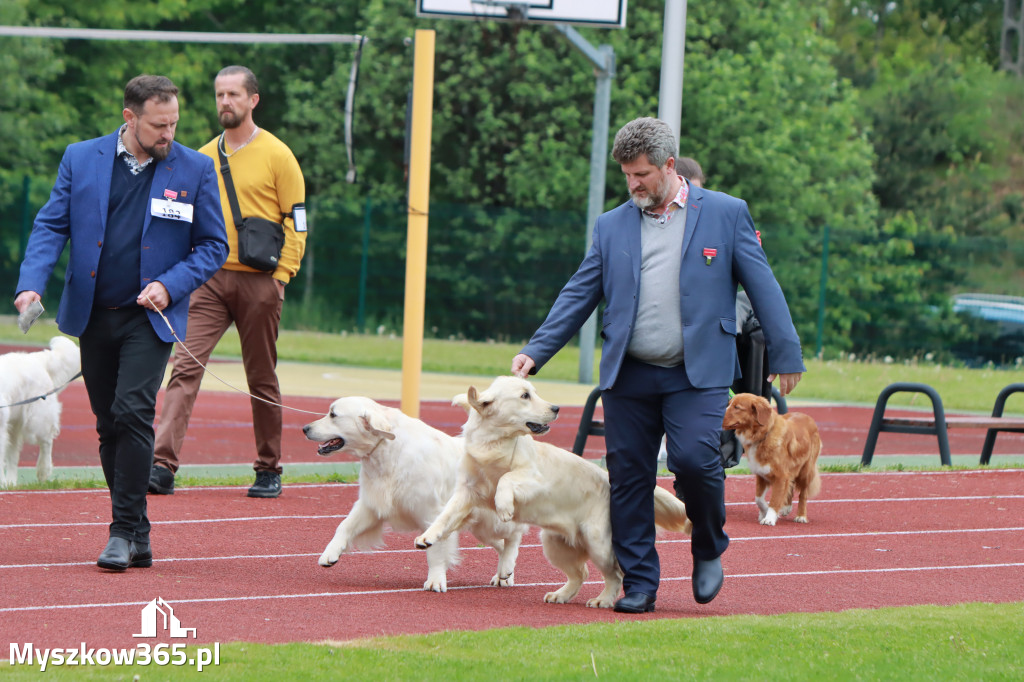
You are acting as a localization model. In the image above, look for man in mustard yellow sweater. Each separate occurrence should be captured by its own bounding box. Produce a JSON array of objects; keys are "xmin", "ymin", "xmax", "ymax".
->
[{"xmin": 150, "ymin": 65, "xmax": 306, "ymax": 498}]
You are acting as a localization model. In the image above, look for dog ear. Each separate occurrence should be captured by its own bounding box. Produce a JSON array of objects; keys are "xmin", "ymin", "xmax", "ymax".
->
[
  {"xmin": 467, "ymin": 386, "xmax": 491, "ymax": 415},
  {"xmin": 754, "ymin": 397, "xmax": 773, "ymax": 426},
  {"xmin": 360, "ymin": 411, "xmax": 396, "ymax": 440},
  {"xmin": 451, "ymin": 393, "xmax": 471, "ymax": 413}
]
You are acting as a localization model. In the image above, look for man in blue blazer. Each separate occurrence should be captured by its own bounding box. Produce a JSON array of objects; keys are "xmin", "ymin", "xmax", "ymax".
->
[
  {"xmin": 513, "ymin": 117, "xmax": 805, "ymax": 612},
  {"xmin": 14, "ymin": 75, "xmax": 228, "ymax": 571}
]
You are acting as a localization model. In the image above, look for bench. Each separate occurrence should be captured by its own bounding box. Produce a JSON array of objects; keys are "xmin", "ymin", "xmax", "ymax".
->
[{"xmin": 859, "ymin": 382, "xmax": 1024, "ymax": 466}]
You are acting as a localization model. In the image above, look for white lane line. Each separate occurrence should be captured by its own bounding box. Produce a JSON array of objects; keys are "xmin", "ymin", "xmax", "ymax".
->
[
  {"xmin": 4, "ymin": 494, "xmax": 1022, "ymax": 531},
  {"xmin": 0, "ymin": 514, "xmax": 347, "ymax": 530},
  {"xmin": 3, "ymin": 526, "xmax": 1021, "ymax": 570},
  {"xmin": 3, "ymin": 562, "xmax": 1023, "ymax": 614},
  {"xmin": 727, "ymin": 494, "xmax": 1024, "ymax": 505},
  {"xmin": 0, "ymin": 482, "xmax": 359, "ymax": 496}
]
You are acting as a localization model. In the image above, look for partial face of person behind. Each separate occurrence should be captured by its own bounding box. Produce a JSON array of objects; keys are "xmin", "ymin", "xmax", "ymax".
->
[
  {"xmin": 124, "ymin": 96, "xmax": 179, "ymax": 162},
  {"xmin": 620, "ymin": 154, "xmax": 676, "ymax": 210},
  {"xmin": 215, "ymin": 72, "xmax": 258, "ymax": 130}
]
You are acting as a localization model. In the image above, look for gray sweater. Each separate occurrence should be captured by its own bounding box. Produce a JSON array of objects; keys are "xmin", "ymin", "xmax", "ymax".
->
[{"xmin": 626, "ymin": 204, "xmax": 687, "ymax": 367}]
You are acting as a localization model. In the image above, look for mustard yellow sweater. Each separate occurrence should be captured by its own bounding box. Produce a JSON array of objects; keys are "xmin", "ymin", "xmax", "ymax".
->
[{"xmin": 200, "ymin": 130, "xmax": 306, "ymax": 283}]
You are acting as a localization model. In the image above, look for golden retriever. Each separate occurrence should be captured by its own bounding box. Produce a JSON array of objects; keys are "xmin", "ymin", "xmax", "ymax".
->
[
  {"xmin": 303, "ymin": 396, "xmax": 527, "ymax": 592},
  {"xmin": 0, "ymin": 336, "xmax": 80, "ymax": 487},
  {"xmin": 414, "ymin": 376, "xmax": 691, "ymax": 608},
  {"xmin": 722, "ymin": 392, "xmax": 822, "ymax": 525}
]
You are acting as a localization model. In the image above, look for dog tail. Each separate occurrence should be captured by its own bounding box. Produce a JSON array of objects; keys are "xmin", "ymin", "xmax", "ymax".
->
[{"xmin": 653, "ymin": 485, "xmax": 692, "ymax": 536}]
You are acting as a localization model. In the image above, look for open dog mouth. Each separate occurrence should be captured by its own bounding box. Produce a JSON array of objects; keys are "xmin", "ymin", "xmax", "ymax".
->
[
  {"xmin": 526, "ymin": 422, "xmax": 550, "ymax": 435},
  {"xmin": 317, "ymin": 438, "xmax": 345, "ymax": 456}
]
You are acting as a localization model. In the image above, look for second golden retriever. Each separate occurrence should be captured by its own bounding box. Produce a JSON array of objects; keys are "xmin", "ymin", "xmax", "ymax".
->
[{"xmin": 414, "ymin": 376, "xmax": 691, "ymax": 608}]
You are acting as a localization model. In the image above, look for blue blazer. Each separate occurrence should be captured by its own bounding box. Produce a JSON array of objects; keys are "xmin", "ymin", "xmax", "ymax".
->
[
  {"xmin": 521, "ymin": 184, "xmax": 806, "ymax": 390},
  {"xmin": 17, "ymin": 130, "xmax": 229, "ymax": 343}
]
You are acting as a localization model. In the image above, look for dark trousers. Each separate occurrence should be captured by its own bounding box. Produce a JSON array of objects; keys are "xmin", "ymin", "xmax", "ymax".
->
[
  {"xmin": 601, "ymin": 356, "xmax": 730, "ymax": 597},
  {"xmin": 79, "ymin": 307, "xmax": 172, "ymax": 544}
]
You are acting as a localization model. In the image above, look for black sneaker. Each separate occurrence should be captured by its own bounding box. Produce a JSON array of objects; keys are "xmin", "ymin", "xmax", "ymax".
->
[
  {"xmin": 148, "ymin": 465, "xmax": 175, "ymax": 495},
  {"xmin": 247, "ymin": 471, "xmax": 281, "ymax": 498}
]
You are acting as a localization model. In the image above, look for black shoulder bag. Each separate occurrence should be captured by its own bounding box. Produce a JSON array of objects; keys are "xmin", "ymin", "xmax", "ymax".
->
[{"xmin": 217, "ymin": 136, "xmax": 285, "ymax": 272}]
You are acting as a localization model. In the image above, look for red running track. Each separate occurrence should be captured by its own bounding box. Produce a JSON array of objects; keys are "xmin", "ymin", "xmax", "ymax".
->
[
  {"xmin": 17, "ymin": 383, "xmax": 1024, "ymax": 467},
  {"xmin": 2, "ymin": 470, "xmax": 1022, "ymax": 649}
]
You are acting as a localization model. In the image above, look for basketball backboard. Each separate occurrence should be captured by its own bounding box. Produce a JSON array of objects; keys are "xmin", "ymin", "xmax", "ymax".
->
[{"xmin": 416, "ymin": 0, "xmax": 627, "ymax": 29}]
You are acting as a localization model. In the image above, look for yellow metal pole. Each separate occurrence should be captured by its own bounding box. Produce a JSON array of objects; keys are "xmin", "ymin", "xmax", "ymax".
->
[{"xmin": 400, "ymin": 29, "xmax": 435, "ymax": 418}]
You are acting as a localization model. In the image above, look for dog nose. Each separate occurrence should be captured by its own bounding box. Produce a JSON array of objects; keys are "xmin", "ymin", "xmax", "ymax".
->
[
  {"xmin": 551, "ymin": 405, "xmax": 560, "ymax": 414},
  {"xmin": 302, "ymin": 424, "xmax": 311, "ymax": 435}
]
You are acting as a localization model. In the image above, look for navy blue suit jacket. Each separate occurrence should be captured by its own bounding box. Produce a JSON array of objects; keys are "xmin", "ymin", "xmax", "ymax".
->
[
  {"xmin": 522, "ymin": 183, "xmax": 805, "ymax": 390},
  {"xmin": 17, "ymin": 130, "xmax": 228, "ymax": 342}
]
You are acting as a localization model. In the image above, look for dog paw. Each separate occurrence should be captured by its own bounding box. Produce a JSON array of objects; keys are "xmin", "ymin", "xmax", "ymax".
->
[
  {"xmin": 491, "ymin": 572, "xmax": 515, "ymax": 587},
  {"xmin": 495, "ymin": 506, "xmax": 514, "ymax": 523},
  {"xmin": 760, "ymin": 509, "xmax": 778, "ymax": 526},
  {"xmin": 423, "ymin": 576, "xmax": 447, "ymax": 593},
  {"xmin": 586, "ymin": 596, "xmax": 615, "ymax": 609},
  {"xmin": 794, "ymin": 515, "xmax": 809, "ymax": 523},
  {"xmin": 543, "ymin": 590, "xmax": 569, "ymax": 604},
  {"xmin": 414, "ymin": 534, "xmax": 432, "ymax": 549},
  {"xmin": 318, "ymin": 552, "xmax": 339, "ymax": 567},
  {"xmin": 779, "ymin": 505, "xmax": 793, "ymax": 517}
]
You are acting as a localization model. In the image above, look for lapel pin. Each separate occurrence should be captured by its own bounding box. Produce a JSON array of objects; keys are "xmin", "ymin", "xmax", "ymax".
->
[
  {"xmin": 703, "ymin": 247, "xmax": 717, "ymax": 265},
  {"xmin": 164, "ymin": 189, "xmax": 178, "ymax": 201}
]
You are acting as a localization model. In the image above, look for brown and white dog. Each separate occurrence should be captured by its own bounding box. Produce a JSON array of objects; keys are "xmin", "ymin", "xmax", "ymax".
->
[{"xmin": 722, "ymin": 393, "xmax": 822, "ymax": 526}]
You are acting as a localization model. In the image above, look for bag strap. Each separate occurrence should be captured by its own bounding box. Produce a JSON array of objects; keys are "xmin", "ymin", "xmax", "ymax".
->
[{"xmin": 216, "ymin": 135, "xmax": 244, "ymax": 229}]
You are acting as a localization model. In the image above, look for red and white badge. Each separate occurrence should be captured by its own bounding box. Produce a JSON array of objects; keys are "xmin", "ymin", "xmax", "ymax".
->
[
  {"xmin": 702, "ymin": 247, "xmax": 717, "ymax": 265},
  {"xmin": 164, "ymin": 189, "xmax": 178, "ymax": 201}
]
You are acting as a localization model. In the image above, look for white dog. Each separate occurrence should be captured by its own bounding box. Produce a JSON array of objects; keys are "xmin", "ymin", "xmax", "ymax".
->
[
  {"xmin": 415, "ymin": 376, "xmax": 692, "ymax": 608},
  {"xmin": 303, "ymin": 396, "xmax": 527, "ymax": 592},
  {"xmin": 0, "ymin": 336, "xmax": 81, "ymax": 487}
]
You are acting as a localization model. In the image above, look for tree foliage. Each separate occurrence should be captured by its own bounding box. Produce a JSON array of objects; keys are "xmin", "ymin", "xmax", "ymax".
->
[{"xmin": 1, "ymin": 0, "xmax": 1021, "ymax": 360}]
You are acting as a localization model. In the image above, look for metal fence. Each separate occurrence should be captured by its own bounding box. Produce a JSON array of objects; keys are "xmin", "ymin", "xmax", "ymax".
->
[{"xmin": 4, "ymin": 176, "xmax": 1023, "ymax": 366}]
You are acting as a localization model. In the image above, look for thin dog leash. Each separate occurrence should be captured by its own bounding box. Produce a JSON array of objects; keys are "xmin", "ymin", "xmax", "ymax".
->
[
  {"xmin": 0, "ymin": 371, "xmax": 83, "ymax": 410},
  {"xmin": 146, "ymin": 295, "xmax": 322, "ymax": 416}
]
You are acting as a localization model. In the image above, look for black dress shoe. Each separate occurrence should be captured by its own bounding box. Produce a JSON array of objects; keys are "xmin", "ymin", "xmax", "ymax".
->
[
  {"xmin": 97, "ymin": 538, "xmax": 153, "ymax": 571},
  {"xmin": 693, "ymin": 556, "xmax": 724, "ymax": 604},
  {"xmin": 613, "ymin": 592, "xmax": 656, "ymax": 613},
  {"xmin": 129, "ymin": 542, "xmax": 153, "ymax": 568},
  {"xmin": 148, "ymin": 465, "xmax": 175, "ymax": 495},
  {"xmin": 97, "ymin": 537, "xmax": 131, "ymax": 571},
  {"xmin": 247, "ymin": 471, "xmax": 281, "ymax": 498}
]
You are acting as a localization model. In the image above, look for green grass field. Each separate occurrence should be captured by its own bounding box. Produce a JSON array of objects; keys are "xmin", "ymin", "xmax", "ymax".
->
[
  {"xmin": 2, "ymin": 603, "xmax": 1022, "ymax": 680},
  {"xmin": 2, "ymin": 320, "xmax": 1023, "ymax": 679}
]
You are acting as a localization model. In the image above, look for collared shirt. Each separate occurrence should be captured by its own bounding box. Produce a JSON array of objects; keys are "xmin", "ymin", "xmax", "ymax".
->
[
  {"xmin": 116, "ymin": 124, "xmax": 155, "ymax": 176},
  {"xmin": 642, "ymin": 176, "xmax": 690, "ymax": 224}
]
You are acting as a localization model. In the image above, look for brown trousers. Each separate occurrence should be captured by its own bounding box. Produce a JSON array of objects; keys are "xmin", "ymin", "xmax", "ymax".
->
[{"xmin": 154, "ymin": 269, "xmax": 284, "ymax": 474}]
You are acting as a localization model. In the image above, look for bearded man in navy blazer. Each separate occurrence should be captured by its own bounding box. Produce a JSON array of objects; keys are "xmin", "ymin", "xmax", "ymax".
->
[
  {"xmin": 512, "ymin": 117, "xmax": 805, "ymax": 613},
  {"xmin": 14, "ymin": 75, "xmax": 228, "ymax": 571}
]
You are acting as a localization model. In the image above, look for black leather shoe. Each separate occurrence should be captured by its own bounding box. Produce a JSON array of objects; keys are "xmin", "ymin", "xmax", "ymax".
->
[
  {"xmin": 97, "ymin": 538, "xmax": 153, "ymax": 570},
  {"xmin": 613, "ymin": 592, "xmax": 656, "ymax": 613},
  {"xmin": 148, "ymin": 465, "xmax": 175, "ymax": 495},
  {"xmin": 129, "ymin": 542, "xmax": 153, "ymax": 568},
  {"xmin": 693, "ymin": 556, "xmax": 724, "ymax": 604},
  {"xmin": 247, "ymin": 471, "xmax": 282, "ymax": 498}
]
